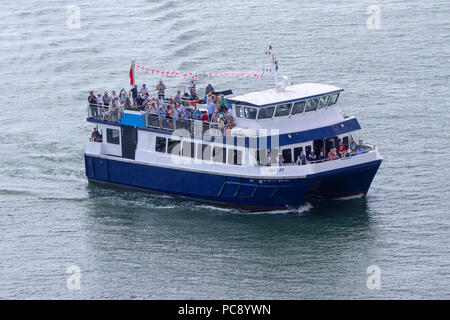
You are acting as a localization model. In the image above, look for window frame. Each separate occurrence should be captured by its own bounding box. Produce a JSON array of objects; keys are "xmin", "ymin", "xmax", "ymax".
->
[
  {"xmin": 155, "ymin": 136, "xmax": 167, "ymax": 153},
  {"xmin": 274, "ymin": 103, "xmax": 292, "ymax": 117},
  {"xmin": 291, "ymin": 100, "xmax": 306, "ymax": 115},
  {"xmin": 257, "ymin": 106, "xmax": 275, "ymax": 119},
  {"xmin": 106, "ymin": 128, "xmax": 120, "ymax": 145},
  {"xmin": 328, "ymin": 93, "xmax": 340, "ymax": 106},
  {"xmin": 243, "ymin": 106, "xmax": 258, "ymax": 119}
]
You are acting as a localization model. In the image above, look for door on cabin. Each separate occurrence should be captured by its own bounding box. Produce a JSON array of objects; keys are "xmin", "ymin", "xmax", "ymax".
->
[{"xmin": 121, "ymin": 126, "xmax": 138, "ymax": 160}]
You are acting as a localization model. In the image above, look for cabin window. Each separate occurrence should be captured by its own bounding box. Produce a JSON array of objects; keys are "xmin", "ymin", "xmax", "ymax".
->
[
  {"xmin": 258, "ymin": 106, "xmax": 275, "ymax": 119},
  {"xmin": 328, "ymin": 93, "xmax": 339, "ymax": 106},
  {"xmin": 282, "ymin": 148, "xmax": 292, "ymax": 164},
  {"xmin": 275, "ymin": 104, "xmax": 292, "ymax": 117},
  {"xmin": 106, "ymin": 128, "xmax": 120, "ymax": 144},
  {"xmin": 197, "ymin": 143, "xmax": 211, "ymax": 161},
  {"xmin": 293, "ymin": 147, "xmax": 303, "ymax": 161},
  {"xmin": 291, "ymin": 101, "xmax": 306, "ymax": 115},
  {"xmin": 155, "ymin": 137, "xmax": 167, "ymax": 153},
  {"xmin": 235, "ymin": 105, "xmax": 243, "ymax": 118},
  {"xmin": 244, "ymin": 107, "xmax": 258, "ymax": 119},
  {"xmin": 305, "ymin": 145, "xmax": 312, "ymax": 155},
  {"xmin": 227, "ymin": 149, "xmax": 243, "ymax": 165},
  {"xmin": 256, "ymin": 149, "xmax": 278, "ymax": 165},
  {"xmin": 318, "ymin": 95, "xmax": 329, "ymax": 109},
  {"xmin": 213, "ymin": 146, "xmax": 227, "ymax": 163},
  {"xmin": 342, "ymin": 136, "xmax": 349, "ymax": 149},
  {"xmin": 305, "ymin": 98, "xmax": 319, "ymax": 112},
  {"xmin": 167, "ymin": 139, "xmax": 181, "ymax": 156},
  {"xmin": 182, "ymin": 141, "xmax": 195, "ymax": 158}
]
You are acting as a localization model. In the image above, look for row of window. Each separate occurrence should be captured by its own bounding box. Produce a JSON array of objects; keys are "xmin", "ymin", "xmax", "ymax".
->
[
  {"xmin": 155, "ymin": 136, "xmax": 243, "ymax": 165},
  {"xmin": 235, "ymin": 93, "xmax": 340, "ymax": 120}
]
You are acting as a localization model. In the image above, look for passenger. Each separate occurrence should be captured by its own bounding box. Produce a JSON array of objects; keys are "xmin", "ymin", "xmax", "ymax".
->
[
  {"xmin": 124, "ymin": 97, "xmax": 132, "ymax": 109},
  {"xmin": 130, "ymin": 84, "xmax": 138, "ymax": 106},
  {"xmin": 355, "ymin": 146, "xmax": 364, "ymax": 155},
  {"xmin": 140, "ymin": 84, "xmax": 148, "ymax": 94},
  {"xmin": 338, "ymin": 141, "xmax": 347, "ymax": 158},
  {"xmin": 218, "ymin": 94, "xmax": 227, "ymax": 106},
  {"xmin": 175, "ymin": 90, "xmax": 182, "ymax": 104},
  {"xmin": 166, "ymin": 105, "xmax": 174, "ymax": 117},
  {"xmin": 156, "ymin": 79, "xmax": 166, "ymax": 100},
  {"xmin": 350, "ymin": 140, "xmax": 357, "ymax": 152},
  {"xmin": 88, "ymin": 91, "xmax": 98, "ymax": 117},
  {"xmin": 184, "ymin": 107, "xmax": 192, "ymax": 119},
  {"xmin": 95, "ymin": 93, "xmax": 104, "ymax": 106},
  {"xmin": 189, "ymin": 80, "xmax": 197, "ymax": 99},
  {"xmin": 201, "ymin": 110, "xmax": 209, "ymax": 123},
  {"xmin": 136, "ymin": 93, "xmax": 143, "ymax": 107},
  {"xmin": 218, "ymin": 115, "xmax": 225, "ymax": 133},
  {"xmin": 88, "ymin": 91, "xmax": 97, "ymax": 106},
  {"xmin": 157, "ymin": 104, "xmax": 166, "ymax": 116},
  {"xmin": 296, "ymin": 151, "xmax": 307, "ymax": 165},
  {"xmin": 91, "ymin": 127, "xmax": 101, "ymax": 142},
  {"xmin": 119, "ymin": 88, "xmax": 128, "ymax": 105},
  {"xmin": 110, "ymin": 90, "xmax": 119, "ymax": 108},
  {"xmin": 266, "ymin": 151, "xmax": 272, "ymax": 166},
  {"xmin": 318, "ymin": 151, "xmax": 326, "ymax": 162},
  {"xmin": 277, "ymin": 153, "xmax": 284, "ymax": 166},
  {"xmin": 211, "ymin": 110, "xmax": 220, "ymax": 123},
  {"xmin": 208, "ymin": 97, "xmax": 216, "ymax": 121},
  {"xmin": 102, "ymin": 91, "xmax": 110, "ymax": 107},
  {"xmin": 327, "ymin": 148, "xmax": 338, "ymax": 160},
  {"xmin": 205, "ymin": 84, "xmax": 214, "ymax": 101},
  {"xmin": 307, "ymin": 150, "xmax": 317, "ymax": 163},
  {"xmin": 192, "ymin": 108, "xmax": 202, "ymax": 120},
  {"xmin": 176, "ymin": 103, "xmax": 185, "ymax": 119}
]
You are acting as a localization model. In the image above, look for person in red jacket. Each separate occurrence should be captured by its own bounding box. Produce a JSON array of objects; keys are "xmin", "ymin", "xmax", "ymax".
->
[
  {"xmin": 201, "ymin": 110, "xmax": 209, "ymax": 123},
  {"xmin": 338, "ymin": 140, "xmax": 347, "ymax": 158}
]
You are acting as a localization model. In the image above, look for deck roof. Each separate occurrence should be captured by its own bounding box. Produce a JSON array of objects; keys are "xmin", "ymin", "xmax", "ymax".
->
[{"xmin": 228, "ymin": 83, "xmax": 343, "ymax": 107}]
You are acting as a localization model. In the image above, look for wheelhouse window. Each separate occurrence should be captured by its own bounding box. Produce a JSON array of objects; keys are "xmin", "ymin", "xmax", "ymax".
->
[
  {"xmin": 275, "ymin": 104, "xmax": 292, "ymax": 117},
  {"xmin": 182, "ymin": 141, "xmax": 195, "ymax": 158},
  {"xmin": 318, "ymin": 95, "xmax": 329, "ymax": 109},
  {"xmin": 305, "ymin": 98, "xmax": 319, "ymax": 112},
  {"xmin": 235, "ymin": 105, "xmax": 243, "ymax": 118},
  {"xmin": 155, "ymin": 136, "xmax": 167, "ymax": 153},
  {"xmin": 106, "ymin": 128, "xmax": 120, "ymax": 144},
  {"xmin": 167, "ymin": 139, "xmax": 181, "ymax": 156},
  {"xmin": 212, "ymin": 146, "xmax": 227, "ymax": 163},
  {"xmin": 244, "ymin": 107, "xmax": 258, "ymax": 119},
  {"xmin": 291, "ymin": 101, "xmax": 306, "ymax": 115},
  {"xmin": 328, "ymin": 93, "xmax": 339, "ymax": 106},
  {"xmin": 257, "ymin": 106, "xmax": 275, "ymax": 119}
]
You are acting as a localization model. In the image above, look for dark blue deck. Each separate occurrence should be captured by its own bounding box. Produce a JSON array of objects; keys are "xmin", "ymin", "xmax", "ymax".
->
[{"xmin": 85, "ymin": 154, "xmax": 381, "ymax": 210}]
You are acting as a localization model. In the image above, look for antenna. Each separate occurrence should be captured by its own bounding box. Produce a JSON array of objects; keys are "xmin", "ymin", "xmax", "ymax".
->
[{"xmin": 265, "ymin": 45, "xmax": 285, "ymax": 90}]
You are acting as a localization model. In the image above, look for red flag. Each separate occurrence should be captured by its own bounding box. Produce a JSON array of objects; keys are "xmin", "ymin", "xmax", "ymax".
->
[{"xmin": 129, "ymin": 65, "xmax": 134, "ymax": 86}]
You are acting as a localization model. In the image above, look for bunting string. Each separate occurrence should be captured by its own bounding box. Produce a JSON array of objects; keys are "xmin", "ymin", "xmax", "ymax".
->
[{"xmin": 134, "ymin": 63, "xmax": 265, "ymax": 80}]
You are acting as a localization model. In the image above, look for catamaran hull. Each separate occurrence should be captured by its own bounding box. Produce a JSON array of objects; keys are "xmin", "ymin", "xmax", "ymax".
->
[{"xmin": 85, "ymin": 154, "xmax": 381, "ymax": 211}]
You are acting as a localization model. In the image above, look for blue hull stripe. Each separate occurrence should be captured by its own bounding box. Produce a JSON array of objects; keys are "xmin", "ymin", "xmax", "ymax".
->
[{"xmin": 87, "ymin": 117, "xmax": 360, "ymax": 147}]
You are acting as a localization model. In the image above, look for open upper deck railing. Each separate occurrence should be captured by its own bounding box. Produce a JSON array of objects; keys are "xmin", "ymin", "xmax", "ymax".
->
[{"xmin": 87, "ymin": 104, "xmax": 233, "ymax": 136}]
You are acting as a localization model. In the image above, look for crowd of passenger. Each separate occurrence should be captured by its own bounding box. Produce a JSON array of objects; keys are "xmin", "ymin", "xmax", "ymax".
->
[
  {"xmin": 272, "ymin": 140, "xmax": 366, "ymax": 166},
  {"xmin": 88, "ymin": 80, "xmax": 235, "ymax": 129}
]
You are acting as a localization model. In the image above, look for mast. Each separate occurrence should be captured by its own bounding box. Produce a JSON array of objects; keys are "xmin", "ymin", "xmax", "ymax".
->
[{"xmin": 265, "ymin": 45, "xmax": 281, "ymax": 89}]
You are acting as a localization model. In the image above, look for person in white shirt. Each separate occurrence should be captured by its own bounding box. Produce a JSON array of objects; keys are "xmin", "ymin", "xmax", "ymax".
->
[
  {"xmin": 110, "ymin": 90, "xmax": 119, "ymax": 108},
  {"xmin": 140, "ymin": 84, "xmax": 148, "ymax": 94}
]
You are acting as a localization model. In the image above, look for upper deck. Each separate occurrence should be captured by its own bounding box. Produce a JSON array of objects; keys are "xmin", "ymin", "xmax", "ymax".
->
[{"xmin": 228, "ymin": 83, "xmax": 343, "ymax": 107}]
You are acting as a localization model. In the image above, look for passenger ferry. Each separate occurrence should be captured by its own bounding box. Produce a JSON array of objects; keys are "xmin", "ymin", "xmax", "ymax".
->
[{"xmin": 84, "ymin": 57, "xmax": 382, "ymax": 211}]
